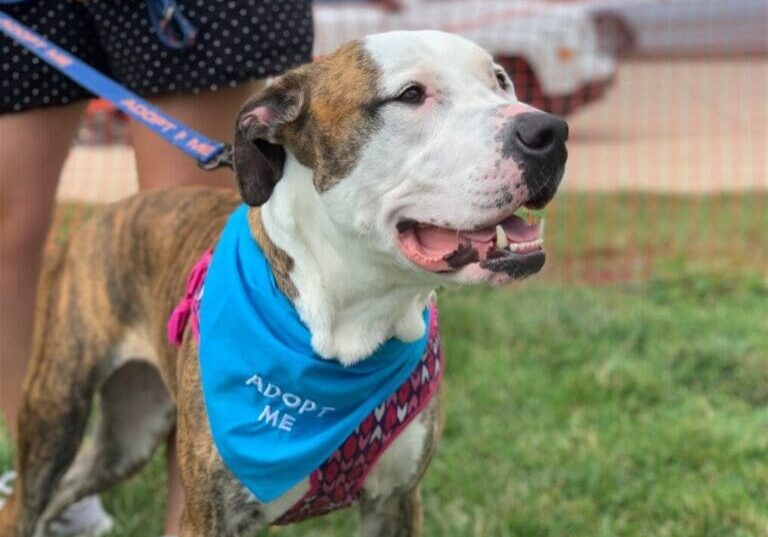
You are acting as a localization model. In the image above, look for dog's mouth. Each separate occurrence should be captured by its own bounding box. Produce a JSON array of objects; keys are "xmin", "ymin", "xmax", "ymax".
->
[{"xmin": 396, "ymin": 209, "xmax": 546, "ymax": 279}]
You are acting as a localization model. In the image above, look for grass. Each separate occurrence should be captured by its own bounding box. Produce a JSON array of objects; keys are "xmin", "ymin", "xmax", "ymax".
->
[
  {"xmin": 542, "ymin": 191, "xmax": 767, "ymax": 282},
  {"xmin": 1, "ymin": 192, "xmax": 766, "ymax": 537},
  {"xmin": 46, "ymin": 191, "xmax": 768, "ymax": 282}
]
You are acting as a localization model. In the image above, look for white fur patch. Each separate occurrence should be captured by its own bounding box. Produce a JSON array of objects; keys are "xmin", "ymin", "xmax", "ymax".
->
[
  {"xmin": 258, "ymin": 31, "xmax": 535, "ymax": 364},
  {"xmin": 362, "ymin": 419, "xmax": 428, "ymax": 499}
]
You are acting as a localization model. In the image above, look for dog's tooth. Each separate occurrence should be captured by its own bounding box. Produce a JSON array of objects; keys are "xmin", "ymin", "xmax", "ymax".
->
[{"xmin": 495, "ymin": 225, "xmax": 508, "ymax": 249}]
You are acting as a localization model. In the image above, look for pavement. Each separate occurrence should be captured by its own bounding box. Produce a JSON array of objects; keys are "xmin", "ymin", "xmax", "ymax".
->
[{"xmin": 55, "ymin": 58, "xmax": 767, "ymax": 203}]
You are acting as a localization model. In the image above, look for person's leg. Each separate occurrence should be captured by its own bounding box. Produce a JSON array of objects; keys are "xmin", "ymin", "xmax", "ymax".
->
[
  {"xmin": 131, "ymin": 82, "xmax": 260, "ymax": 535},
  {"xmin": 0, "ymin": 102, "xmax": 86, "ymax": 439}
]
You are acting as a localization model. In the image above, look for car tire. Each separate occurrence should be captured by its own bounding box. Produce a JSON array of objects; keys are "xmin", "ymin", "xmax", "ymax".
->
[
  {"xmin": 594, "ymin": 14, "xmax": 635, "ymax": 57},
  {"xmin": 496, "ymin": 56, "xmax": 547, "ymax": 111}
]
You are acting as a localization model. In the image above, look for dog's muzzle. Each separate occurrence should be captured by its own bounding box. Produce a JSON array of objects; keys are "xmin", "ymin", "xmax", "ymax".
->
[
  {"xmin": 500, "ymin": 111, "xmax": 569, "ymax": 209},
  {"xmin": 395, "ymin": 109, "xmax": 569, "ymax": 282}
]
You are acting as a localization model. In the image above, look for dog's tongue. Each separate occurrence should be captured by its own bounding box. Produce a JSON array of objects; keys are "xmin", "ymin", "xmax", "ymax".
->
[
  {"xmin": 413, "ymin": 226, "xmax": 464, "ymax": 257},
  {"xmin": 421, "ymin": 214, "xmax": 540, "ymax": 247},
  {"xmin": 399, "ymin": 214, "xmax": 543, "ymax": 272}
]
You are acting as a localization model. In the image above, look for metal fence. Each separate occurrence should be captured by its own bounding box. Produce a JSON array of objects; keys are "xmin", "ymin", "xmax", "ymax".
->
[{"xmin": 55, "ymin": 0, "xmax": 768, "ymax": 283}]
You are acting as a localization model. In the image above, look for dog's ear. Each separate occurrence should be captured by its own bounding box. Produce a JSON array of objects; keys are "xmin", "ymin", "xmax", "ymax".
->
[{"xmin": 234, "ymin": 74, "xmax": 309, "ymax": 206}]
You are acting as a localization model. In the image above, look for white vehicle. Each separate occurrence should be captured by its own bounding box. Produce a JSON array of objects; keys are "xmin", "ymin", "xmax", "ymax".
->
[
  {"xmin": 313, "ymin": 0, "xmax": 617, "ymax": 115},
  {"xmin": 574, "ymin": 0, "xmax": 768, "ymax": 57}
]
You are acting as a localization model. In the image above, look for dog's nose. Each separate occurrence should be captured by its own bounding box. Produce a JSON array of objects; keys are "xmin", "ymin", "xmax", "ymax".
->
[
  {"xmin": 514, "ymin": 112, "xmax": 569, "ymax": 157},
  {"xmin": 504, "ymin": 112, "xmax": 569, "ymax": 208}
]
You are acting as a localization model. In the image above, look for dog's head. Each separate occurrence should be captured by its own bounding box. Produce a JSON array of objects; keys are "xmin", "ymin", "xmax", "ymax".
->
[{"xmin": 235, "ymin": 30, "xmax": 568, "ymax": 286}]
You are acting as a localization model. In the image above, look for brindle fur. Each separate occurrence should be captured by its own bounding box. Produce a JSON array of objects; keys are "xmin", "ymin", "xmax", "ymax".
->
[
  {"xmin": 247, "ymin": 209, "xmax": 297, "ymax": 299},
  {"xmin": 303, "ymin": 41, "xmax": 382, "ymax": 192},
  {"xmin": 0, "ymin": 187, "xmax": 442, "ymax": 537},
  {"xmin": 234, "ymin": 41, "xmax": 383, "ymax": 207}
]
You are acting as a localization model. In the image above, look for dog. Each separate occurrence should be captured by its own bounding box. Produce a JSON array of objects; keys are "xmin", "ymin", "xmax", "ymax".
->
[{"xmin": 0, "ymin": 30, "xmax": 567, "ymax": 537}]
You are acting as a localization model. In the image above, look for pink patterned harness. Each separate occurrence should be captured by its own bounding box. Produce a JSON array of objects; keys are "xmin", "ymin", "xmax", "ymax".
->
[{"xmin": 168, "ymin": 252, "xmax": 443, "ymax": 523}]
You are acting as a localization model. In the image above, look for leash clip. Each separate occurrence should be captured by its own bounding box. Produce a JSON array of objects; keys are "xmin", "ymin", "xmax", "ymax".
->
[
  {"xmin": 198, "ymin": 143, "xmax": 234, "ymax": 171},
  {"xmin": 161, "ymin": 5, "xmax": 176, "ymax": 26},
  {"xmin": 147, "ymin": 0, "xmax": 197, "ymax": 50}
]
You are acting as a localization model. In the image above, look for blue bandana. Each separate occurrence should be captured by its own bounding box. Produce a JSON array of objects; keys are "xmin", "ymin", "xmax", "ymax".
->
[{"xmin": 198, "ymin": 205, "xmax": 431, "ymax": 503}]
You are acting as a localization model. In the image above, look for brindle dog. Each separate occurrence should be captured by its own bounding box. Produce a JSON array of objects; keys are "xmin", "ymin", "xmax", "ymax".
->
[{"xmin": 0, "ymin": 30, "xmax": 567, "ymax": 537}]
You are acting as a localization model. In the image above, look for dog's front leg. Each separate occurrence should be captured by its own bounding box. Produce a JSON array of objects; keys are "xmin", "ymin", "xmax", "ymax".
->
[
  {"xmin": 176, "ymin": 340, "xmax": 268, "ymax": 537},
  {"xmin": 358, "ymin": 487, "xmax": 422, "ymax": 537}
]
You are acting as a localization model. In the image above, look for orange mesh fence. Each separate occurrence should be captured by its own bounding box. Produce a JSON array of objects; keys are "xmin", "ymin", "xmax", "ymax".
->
[{"xmin": 55, "ymin": 0, "xmax": 767, "ymax": 283}]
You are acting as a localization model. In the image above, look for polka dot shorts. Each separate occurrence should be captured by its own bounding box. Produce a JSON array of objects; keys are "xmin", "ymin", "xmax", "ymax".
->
[{"xmin": 0, "ymin": 0, "xmax": 314, "ymax": 114}]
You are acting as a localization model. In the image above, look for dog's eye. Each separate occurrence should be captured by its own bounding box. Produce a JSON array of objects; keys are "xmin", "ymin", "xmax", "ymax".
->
[
  {"xmin": 396, "ymin": 84, "xmax": 426, "ymax": 105},
  {"xmin": 495, "ymin": 70, "xmax": 510, "ymax": 91}
]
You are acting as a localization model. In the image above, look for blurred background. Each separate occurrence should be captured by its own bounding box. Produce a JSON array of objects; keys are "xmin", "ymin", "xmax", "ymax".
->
[
  {"xmin": 58, "ymin": 0, "xmax": 767, "ymax": 284},
  {"xmin": 11, "ymin": 1, "xmax": 768, "ymax": 536}
]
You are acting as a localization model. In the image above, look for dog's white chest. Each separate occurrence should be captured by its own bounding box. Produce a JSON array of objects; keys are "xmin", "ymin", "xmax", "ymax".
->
[
  {"xmin": 362, "ymin": 418, "xmax": 428, "ymax": 499},
  {"xmin": 260, "ymin": 417, "xmax": 428, "ymax": 523}
]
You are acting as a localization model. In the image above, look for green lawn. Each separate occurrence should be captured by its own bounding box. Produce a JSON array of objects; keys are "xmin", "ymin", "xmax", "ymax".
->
[
  {"xmin": 1, "ymin": 193, "xmax": 766, "ymax": 537},
  {"xmin": 46, "ymin": 191, "xmax": 768, "ymax": 281}
]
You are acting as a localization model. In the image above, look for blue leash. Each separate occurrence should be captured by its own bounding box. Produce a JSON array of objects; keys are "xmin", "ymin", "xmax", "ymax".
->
[{"xmin": 0, "ymin": 7, "xmax": 232, "ymax": 169}]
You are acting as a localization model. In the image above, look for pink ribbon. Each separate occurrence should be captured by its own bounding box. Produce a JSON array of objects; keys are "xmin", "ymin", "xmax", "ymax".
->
[{"xmin": 166, "ymin": 249, "xmax": 213, "ymax": 346}]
